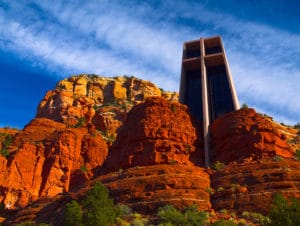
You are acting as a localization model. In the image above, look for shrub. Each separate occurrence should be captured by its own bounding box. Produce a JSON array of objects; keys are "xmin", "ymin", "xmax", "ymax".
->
[
  {"xmin": 212, "ymin": 161, "xmax": 225, "ymax": 171},
  {"xmin": 205, "ymin": 187, "xmax": 215, "ymax": 195},
  {"xmin": 82, "ymin": 182, "xmax": 117, "ymax": 226},
  {"xmin": 217, "ymin": 186, "xmax": 225, "ymax": 192},
  {"xmin": 211, "ymin": 219, "xmax": 238, "ymax": 226},
  {"xmin": 273, "ymin": 155, "xmax": 283, "ymax": 162},
  {"xmin": 295, "ymin": 149, "xmax": 300, "ymax": 161},
  {"xmin": 157, "ymin": 204, "xmax": 208, "ymax": 226},
  {"xmin": 0, "ymin": 148, "xmax": 9, "ymax": 157},
  {"xmin": 170, "ymin": 105, "xmax": 176, "ymax": 112},
  {"xmin": 168, "ymin": 159, "xmax": 178, "ymax": 165},
  {"xmin": 130, "ymin": 213, "xmax": 148, "ymax": 226},
  {"xmin": 74, "ymin": 117, "xmax": 86, "ymax": 128},
  {"xmin": 80, "ymin": 165, "xmax": 87, "ymax": 173},
  {"xmin": 62, "ymin": 200, "xmax": 83, "ymax": 226},
  {"xmin": 15, "ymin": 223, "xmax": 49, "ymax": 226},
  {"xmin": 294, "ymin": 122, "xmax": 300, "ymax": 129},
  {"xmin": 116, "ymin": 204, "xmax": 132, "ymax": 216},
  {"xmin": 268, "ymin": 194, "xmax": 300, "ymax": 226},
  {"xmin": 241, "ymin": 211, "xmax": 270, "ymax": 225},
  {"xmin": 241, "ymin": 103, "xmax": 248, "ymax": 109},
  {"xmin": 0, "ymin": 133, "xmax": 13, "ymax": 157}
]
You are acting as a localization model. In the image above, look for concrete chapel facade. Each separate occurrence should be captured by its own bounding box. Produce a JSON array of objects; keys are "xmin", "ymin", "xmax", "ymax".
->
[{"xmin": 179, "ymin": 36, "xmax": 239, "ymax": 166}]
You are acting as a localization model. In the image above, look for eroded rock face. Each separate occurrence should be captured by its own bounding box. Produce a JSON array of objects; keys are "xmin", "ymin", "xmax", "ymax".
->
[
  {"xmin": 0, "ymin": 118, "xmax": 108, "ymax": 209},
  {"xmin": 106, "ymin": 97, "xmax": 204, "ymax": 170},
  {"xmin": 211, "ymin": 160, "xmax": 300, "ymax": 214},
  {"xmin": 211, "ymin": 108, "xmax": 294, "ymax": 164},
  {"xmin": 103, "ymin": 164, "xmax": 211, "ymax": 214},
  {"xmin": 37, "ymin": 75, "xmax": 162, "ymax": 124},
  {"xmin": 6, "ymin": 164, "xmax": 211, "ymax": 225}
]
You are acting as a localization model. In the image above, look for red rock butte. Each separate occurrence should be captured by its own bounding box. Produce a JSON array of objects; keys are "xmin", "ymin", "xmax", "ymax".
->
[{"xmin": 0, "ymin": 74, "xmax": 299, "ymax": 225}]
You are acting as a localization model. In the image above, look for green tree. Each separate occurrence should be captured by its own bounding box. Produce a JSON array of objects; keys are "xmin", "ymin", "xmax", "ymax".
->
[
  {"xmin": 268, "ymin": 194, "xmax": 300, "ymax": 226},
  {"xmin": 82, "ymin": 182, "xmax": 117, "ymax": 226},
  {"xmin": 62, "ymin": 200, "xmax": 83, "ymax": 226}
]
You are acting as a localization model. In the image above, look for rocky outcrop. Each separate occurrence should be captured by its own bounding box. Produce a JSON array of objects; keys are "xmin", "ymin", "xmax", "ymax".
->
[
  {"xmin": 36, "ymin": 75, "xmax": 180, "ymax": 140},
  {"xmin": 0, "ymin": 118, "xmax": 108, "ymax": 209},
  {"xmin": 211, "ymin": 160, "xmax": 300, "ymax": 214},
  {"xmin": 105, "ymin": 97, "xmax": 204, "ymax": 170},
  {"xmin": 98, "ymin": 164, "xmax": 211, "ymax": 214},
  {"xmin": 211, "ymin": 108, "xmax": 294, "ymax": 164},
  {"xmin": 5, "ymin": 164, "xmax": 211, "ymax": 225},
  {"xmin": 36, "ymin": 75, "xmax": 162, "ymax": 125},
  {"xmin": 209, "ymin": 108, "xmax": 299, "ymax": 215}
]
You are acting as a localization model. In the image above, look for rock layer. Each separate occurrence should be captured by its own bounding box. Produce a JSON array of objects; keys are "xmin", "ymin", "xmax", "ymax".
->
[{"xmin": 103, "ymin": 164, "xmax": 211, "ymax": 213}]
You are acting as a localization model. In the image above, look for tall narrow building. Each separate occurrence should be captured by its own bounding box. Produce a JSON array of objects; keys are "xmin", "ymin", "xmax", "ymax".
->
[{"xmin": 179, "ymin": 36, "xmax": 239, "ymax": 166}]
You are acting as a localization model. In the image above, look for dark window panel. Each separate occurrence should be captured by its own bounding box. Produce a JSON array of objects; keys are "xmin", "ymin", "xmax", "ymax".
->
[
  {"xmin": 205, "ymin": 46, "xmax": 222, "ymax": 55},
  {"xmin": 207, "ymin": 65, "xmax": 234, "ymax": 122},
  {"xmin": 185, "ymin": 70, "xmax": 203, "ymax": 121}
]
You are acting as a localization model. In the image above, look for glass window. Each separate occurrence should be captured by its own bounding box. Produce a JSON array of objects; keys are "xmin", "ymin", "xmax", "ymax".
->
[
  {"xmin": 207, "ymin": 65, "xmax": 234, "ymax": 121},
  {"xmin": 205, "ymin": 46, "xmax": 222, "ymax": 55},
  {"xmin": 185, "ymin": 70, "xmax": 203, "ymax": 121},
  {"xmin": 186, "ymin": 50, "xmax": 201, "ymax": 58}
]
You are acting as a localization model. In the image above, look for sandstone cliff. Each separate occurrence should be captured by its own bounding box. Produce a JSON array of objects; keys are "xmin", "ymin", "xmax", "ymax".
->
[
  {"xmin": 36, "ymin": 75, "xmax": 178, "ymax": 137},
  {"xmin": 106, "ymin": 96, "xmax": 204, "ymax": 170},
  {"xmin": 0, "ymin": 118, "xmax": 108, "ymax": 209}
]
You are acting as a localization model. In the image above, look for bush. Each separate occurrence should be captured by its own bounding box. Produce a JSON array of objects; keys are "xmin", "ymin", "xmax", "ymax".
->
[
  {"xmin": 241, "ymin": 103, "xmax": 248, "ymax": 109},
  {"xmin": 212, "ymin": 161, "xmax": 225, "ymax": 171},
  {"xmin": 74, "ymin": 117, "xmax": 86, "ymax": 128},
  {"xmin": 82, "ymin": 182, "xmax": 117, "ymax": 226},
  {"xmin": 211, "ymin": 219, "xmax": 237, "ymax": 226},
  {"xmin": 116, "ymin": 204, "xmax": 132, "ymax": 217},
  {"xmin": 273, "ymin": 155, "xmax": 283, "ymax": 162},
  {"xmin": 294, "ymin": 122, "xmax": 300, "ymax": 129},
  {"xmin": 268, "ymin": 194, "xmax": 300, "ymax": 226},
  {"xmin": 62, "ymin": 200, "xmax": 83, "ymax": 226},
  {"xmin": 130, "ymin": 213, "xmax": 148, "ymax": 226},
  {"xmin": 0, "ymin": 133, "xmax": 13, "ymax": 157},
  {"xmin": 241, "ymin": 211, "xmax": 270, "ymax": 225},
  {"xmin": 170, "ymin": 105, "xmax": 176, "ymax": 112},
  {"xmin": 16, "ymin": 223, "xmax": 49, "ymax": 226},
  {"xmin": 0, "ymin": 148, "xmax": 9, "ymax": 157},
  {"xmin": 157, "ymin": 204, "xmax": 208, "ymax": 226},
  {"xmin": 295, "ymin": 149, "xmax": 300, "ymax": 161}
]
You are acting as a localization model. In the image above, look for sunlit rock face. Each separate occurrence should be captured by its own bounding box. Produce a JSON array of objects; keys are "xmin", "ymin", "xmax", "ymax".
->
[
  {"xmin": 0, "ymin": 118, "xmax": 108, "ymax": 209},
  {"xmin": 211, "ymin": 108, "xmax": 294, "ymax": 164},
  {"xmin": 105, "ymin": 96, "xmax": 204, "ymax": 171}
]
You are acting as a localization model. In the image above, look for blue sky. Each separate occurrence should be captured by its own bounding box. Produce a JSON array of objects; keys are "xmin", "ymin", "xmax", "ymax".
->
[{"xmin": 0, "ymin": 0, "xmax": 299, "ymax": 128}]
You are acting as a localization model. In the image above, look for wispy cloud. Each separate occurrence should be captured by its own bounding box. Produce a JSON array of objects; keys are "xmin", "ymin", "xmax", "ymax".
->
[{"xmin": 0, "ymin": 0, "xmax": 299, "ymax": 124}]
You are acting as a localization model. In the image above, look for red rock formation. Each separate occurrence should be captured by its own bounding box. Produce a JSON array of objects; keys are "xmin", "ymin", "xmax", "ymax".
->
[
  {"xmin": 104, "ymin": 164, "xmax": 211, "ymax": 214},
  {"xmin": 5, "ymin": 164, "xmax": 211, "ymax": 225},
  {"xmin": 211, "ymin": 108, "xmax": 294, "ymax": 164},
  {"xmin": 36, "ymin": 75, "xmax": 179, "ymax": 139},
  {"xmin": 91, "ymin": 105, "xmax": 127, "ymax": 136},
  {"xmin": 106, "ymin": 97, "xmax": 204, "ymax": 170},
  {"xmin": 0, "ymin": 118, "xmax": 108, "ymax": 209},
  {"xmin": 211, "ymin": 160, "xmax": 300, "ymax": 214}
]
